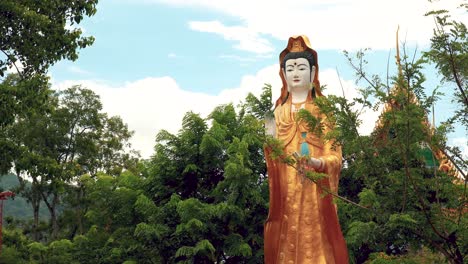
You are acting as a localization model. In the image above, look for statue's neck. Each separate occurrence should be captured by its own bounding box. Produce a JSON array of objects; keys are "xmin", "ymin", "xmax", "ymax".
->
[{"xmin": 290, "ymin": 88, "xmax": 309, "ymax": 103}]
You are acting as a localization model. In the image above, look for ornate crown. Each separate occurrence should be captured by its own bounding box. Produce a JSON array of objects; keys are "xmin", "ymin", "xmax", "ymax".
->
[{"xmin": 290, "ymin": 38, "xmax": 305, "ymax": 52}]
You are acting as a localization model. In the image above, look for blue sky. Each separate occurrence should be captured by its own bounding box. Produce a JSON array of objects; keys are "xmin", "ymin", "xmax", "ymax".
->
[
  {"xmin": 52, "ymin": 1, "xmax": 281, "ymax": 92},
  {"xmin": 49, "ymin": 0, "xmax": 466, "ymax": 158}
]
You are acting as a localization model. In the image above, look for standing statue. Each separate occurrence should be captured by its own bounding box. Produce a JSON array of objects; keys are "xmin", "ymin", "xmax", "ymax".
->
[{"xmin": 264, "ymin": 35, "xmax": 349, "ymax": 264}]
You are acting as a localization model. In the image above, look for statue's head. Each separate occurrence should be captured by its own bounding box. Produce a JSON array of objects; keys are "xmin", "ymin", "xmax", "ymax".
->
[{"xmin": 276, "ymin": 35, "xmax": 321, "ymax": 107}]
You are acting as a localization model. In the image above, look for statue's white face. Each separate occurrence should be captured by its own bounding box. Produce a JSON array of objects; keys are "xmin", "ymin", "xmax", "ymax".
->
[{"xmin": 283, "ymin": 58, "xmax": 315, "ymax": 92}]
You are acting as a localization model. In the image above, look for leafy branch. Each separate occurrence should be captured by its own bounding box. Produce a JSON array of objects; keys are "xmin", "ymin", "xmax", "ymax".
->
[{"xmin": 264, "ymin": 136, "xmax": 370, "ymax": 211}]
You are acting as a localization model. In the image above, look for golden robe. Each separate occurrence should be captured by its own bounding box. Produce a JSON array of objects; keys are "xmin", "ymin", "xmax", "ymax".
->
[{"xmin": 264, "ymin": 97, "xmax": 349, "ymax": 264}]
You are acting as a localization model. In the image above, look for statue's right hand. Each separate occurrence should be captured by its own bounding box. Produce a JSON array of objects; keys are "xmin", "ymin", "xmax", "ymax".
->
[{"xmin": 265, "ymin": 116, "xmax": 276, "ymax": 137}]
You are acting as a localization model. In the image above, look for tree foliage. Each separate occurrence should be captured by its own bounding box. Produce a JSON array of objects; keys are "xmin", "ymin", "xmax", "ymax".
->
[
  {"xmin": 0, "ymin": 0, "xmax": 98, "ymax": 178},
  {"xmin": 4, "ymin": 84, "xmax": 135, "ymax": 240},
  {"xmin": 328, "ymin": 13, "xmax": 467, "ymax": 261},
  {"xmin": 1, "ymin": 1, "xmax": 467, "ymax": 264},
  {"xmin": 0, "ymin": 0, "xmax": 98, "ymax": 77}
]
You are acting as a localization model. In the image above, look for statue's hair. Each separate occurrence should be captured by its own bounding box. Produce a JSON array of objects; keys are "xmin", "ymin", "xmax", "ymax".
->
[{"xmin": 281, "ymin": 51, "xmax": 315, "ymax": 71}]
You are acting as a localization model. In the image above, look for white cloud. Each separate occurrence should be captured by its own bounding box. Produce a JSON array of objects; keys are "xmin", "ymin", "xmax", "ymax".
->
[
  {"xmin": 451, "ymin": 137, "xmax": 468, "ymax": 159},
  {"xmin": 53, "ymin": 77, "xmax": 215, "ymax": 159},
  {"xmin": 68, "ymin": 66, "xmax": 92, "ymax": 75},
  {"xmin": 51, "ymin": 67, "xmax": 280, "ymax": 159},
  {"xmin": 219, "ymin": 54, "xmax": 257, "ymax": 62},
  {"xmin": 65, "ymin": 23, "xmax": 86, "ymax": 34},
  {"xmin": 320, "ymin": 68, "xmax": 383, "ymax": 136},
  {"xmin": 6, "ymin": 60, "xmax": 25, "ymax": 75},
  {"xmin": 154, "ymin": 0, "xmax": 466, "ymax": 50},
  {"xmin": 52, "ymin": 65, "xmax": 381, "ymax": 159},
  {"xmin": 188, "ymin": 20, "xmax": 274, "ymax": 54}
]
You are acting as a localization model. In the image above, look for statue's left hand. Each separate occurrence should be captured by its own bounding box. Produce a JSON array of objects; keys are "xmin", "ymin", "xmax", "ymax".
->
[
  {"xmin": 294, "ymin": 152, "xmax": 323, "ymax": 172},
  {"xmin": 307, "ymin": 157, "xmax": 323, "ymax": 171}
]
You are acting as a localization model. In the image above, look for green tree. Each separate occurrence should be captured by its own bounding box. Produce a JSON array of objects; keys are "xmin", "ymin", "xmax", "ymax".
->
[
  {"xmin": 0, "ymin": 74, "xmax": 50, "ymax": 176},
  {"xmin": 424, "ymin": 4, "xmax": 467, "ymax": 109},
  {"xmin": 322, "ymin": 40, "xmax": 467, "ymax": 264},
  {"xmin": 423, "ymin": 4, "xmax": 467, "ymax": 177},
  {"xmin": 1, "ymin": 0, "xmax": 98, "ymax": 178},
  {"xmin": 0, "ymin": 0, "xmax": 98, "ymax": 77},
  {"xmin": 8, "ymin": 85, "xmax": 135, "ymax": 240},
  {"xmin": 142, "ymin": 87, "xmax": 271, "ymax": 263}
]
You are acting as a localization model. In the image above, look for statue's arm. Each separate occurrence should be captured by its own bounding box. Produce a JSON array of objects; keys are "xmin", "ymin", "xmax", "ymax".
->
[
  {"xmin": 320, "ymin": 142, "xmax": 341, "ymax": 192},
  {"xmin": 265, "ymin": 115, "xmax": 276, "ymax": 137},
  {"xmin": 303, "ymin": 117, "xmax": 342, "ymax": 192},
  {"xmin": 318, "ymin": 121, "xmax": 342, "ymax": 193}
]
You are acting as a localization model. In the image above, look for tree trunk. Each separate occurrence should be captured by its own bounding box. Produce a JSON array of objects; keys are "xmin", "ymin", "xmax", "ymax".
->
[
  {"xmin": 32, "ymin": 198, "xmax": 40, "ymax": 241},
  {"xmin": 30, "ymin": 183, "xmax": 41, "ymax": 241},
  {"xmin": 50, "ymin": 193, "xmax": 59, "ymax": 239},
  {"xmin": 77, "ymin": 186, "xmax": 84, "ymax": 235},
  {"xmin": 41, "ymin": 191, "xmax": 59, "ymax": 240}
]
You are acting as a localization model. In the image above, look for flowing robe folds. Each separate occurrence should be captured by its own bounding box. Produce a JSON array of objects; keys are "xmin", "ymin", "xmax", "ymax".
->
[{"xmin": 264, "ymin": 98, "xmax": 349, "ymax": 264}]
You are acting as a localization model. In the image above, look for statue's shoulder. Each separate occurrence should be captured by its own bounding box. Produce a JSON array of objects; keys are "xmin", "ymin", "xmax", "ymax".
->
[
  {"xmin": 273, "ymin": 103, "xmax": 287, "ymax": 118},
  {"xmin": 274, "ymin": 100, "xmax": 290, "ymax": 112},
  {"xmin": 273, "ymin": 104, "xmax": 282, "ymax": 113}
]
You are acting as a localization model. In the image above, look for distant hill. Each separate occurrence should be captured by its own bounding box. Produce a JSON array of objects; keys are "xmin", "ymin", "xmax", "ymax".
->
[
  {"xmin": 0, "ymin": 173, "xmax": 27, "ymax": 193},
  {"xmin": 0, "ymin": 174, "xmax": 49, "ymax": 221}
]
